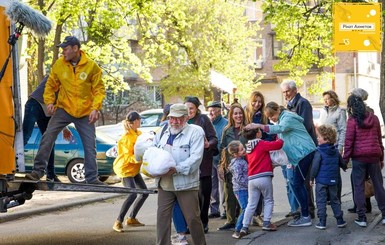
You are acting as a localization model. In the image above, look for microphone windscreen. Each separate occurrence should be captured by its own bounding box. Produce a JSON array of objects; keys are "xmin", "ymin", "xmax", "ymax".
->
[{"xmin": 5, "ymin": 1, "xmax": 52, "ymax": 37}]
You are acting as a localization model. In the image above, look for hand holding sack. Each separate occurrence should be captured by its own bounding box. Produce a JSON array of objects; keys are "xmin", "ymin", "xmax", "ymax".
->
[
  {"xmin": 141, "ymin": 147, "xmax": 176, "ymax": 177},
  {"xmin": 134, "ymin": 131, "xmax": 156, "ymax": 162}
]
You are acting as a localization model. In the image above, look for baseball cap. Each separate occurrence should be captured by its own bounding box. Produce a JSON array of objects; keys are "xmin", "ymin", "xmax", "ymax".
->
[
  {"xmin": 56, "ymin": 36, "xmax": 81, "ymax": 48},
  {"xmin": 168, "ymin": 104, "xmax": 188, "ymax": 117},
  {"xmin": 126, "ymin": 111, "xmax": 141, "ymax": 122},
  {"xmin": 207, "ymin": 101, "xmax": 222, "ymax": 108}
]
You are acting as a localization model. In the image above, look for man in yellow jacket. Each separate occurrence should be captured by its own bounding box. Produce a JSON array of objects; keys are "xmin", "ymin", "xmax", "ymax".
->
[{"xmin": 26, "ymin": 36, "xmax": 105, "ymax": 184}]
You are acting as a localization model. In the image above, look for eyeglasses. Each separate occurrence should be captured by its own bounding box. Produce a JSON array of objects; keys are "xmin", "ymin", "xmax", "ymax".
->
[{"xmin": 169, "ymin": 116, "xmax": 184, "ymax": 122}]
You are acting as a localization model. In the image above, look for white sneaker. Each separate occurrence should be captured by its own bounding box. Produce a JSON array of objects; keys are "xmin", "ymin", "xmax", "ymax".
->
[
  {"xmin": 382, "ymin": 218, "xmax": 385, "ymax": 225},
  {"xmin": 171, "ymin": 234, "xmax": 189, "ymax": 245}
]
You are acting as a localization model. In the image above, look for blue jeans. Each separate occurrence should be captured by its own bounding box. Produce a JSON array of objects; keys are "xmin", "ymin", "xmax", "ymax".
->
[
  {"xmin": 234, "ymin": 189, "xmax": 248, "ymax": 232},
  {"xmin": 290, "ymin": 151, "xmax": 314, "ymax": 217},
  {"xmin": 33, "ymin": 108, "xmax": 99, "ymax": 182},
  {"xmin": 23, "ymin": 98, "xmax": 56, "ymax": 179},
  {"xmin": 315, "ymin": 183, "xmax": 342, "ymax": 220},
  {"xmin": 281, "ymin": 165, "xmax": 299, "ymax": 212},
  {"xmin": 173, "ymin": 201, "xmax": 188, "ymax": 233}
]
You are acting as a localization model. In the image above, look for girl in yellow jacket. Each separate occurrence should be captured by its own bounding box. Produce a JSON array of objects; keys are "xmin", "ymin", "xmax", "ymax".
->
[{"xmin": 112, "ymin": 111, "xmax": 149, "ymax": 232}]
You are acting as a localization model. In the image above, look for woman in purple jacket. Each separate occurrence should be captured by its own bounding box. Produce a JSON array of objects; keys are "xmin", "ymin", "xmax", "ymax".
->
[{"xmin": 343, "ymin": 94, "xmax": 385, "ymax": 227}]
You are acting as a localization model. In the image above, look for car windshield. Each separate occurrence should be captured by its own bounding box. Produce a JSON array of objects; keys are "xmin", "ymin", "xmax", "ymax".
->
[{"xmin": 141, "ymin": 113, "xmax": 161, "ymax": 127}]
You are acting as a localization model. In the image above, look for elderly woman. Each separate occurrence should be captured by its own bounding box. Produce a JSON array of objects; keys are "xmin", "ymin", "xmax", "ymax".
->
[
  {"xmin": 246, "ymin": 102, "xmax": 316, "ymax": 227},
  {"xmin": 343, "ymin": 94, "xmax": 385, "ymax": 227},
  {"xmin": 319, "ymin": 90, "xmax": 346, "ymax": 153}
]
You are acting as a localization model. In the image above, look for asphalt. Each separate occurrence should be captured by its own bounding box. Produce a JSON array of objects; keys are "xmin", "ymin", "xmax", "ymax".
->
[{"xmin": 2, "ymin": 175, "xmax": 385, "ymax": 245}]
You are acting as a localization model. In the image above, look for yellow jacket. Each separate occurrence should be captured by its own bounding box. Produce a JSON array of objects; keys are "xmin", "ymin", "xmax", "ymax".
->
[
  {"xmin": 113, "ymin": 128, "xmax": 142, "ymax": 178},
  {"xmin": 44, "ymin": 50, "xmax": 105, "ymax": 118}
]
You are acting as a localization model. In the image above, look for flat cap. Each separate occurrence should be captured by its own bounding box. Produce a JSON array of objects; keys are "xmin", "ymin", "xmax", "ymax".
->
[{"xmin": 207, "ymin": 101, "xmax": 222, "ymax": 108}]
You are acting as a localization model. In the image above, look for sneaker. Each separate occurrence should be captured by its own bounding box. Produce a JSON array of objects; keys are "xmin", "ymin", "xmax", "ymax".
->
[
  {"xmin": 239, "ymin": 228, "xmax": 249, "ymax": 238},
  {"xmin": 232, "ymin": 231, "xmax": 241, "ymax": 239},
  {"xmin": 382, "ymin": 218, "xmax": 385, "ymax": 225},
  {"xmin": 126, "ymin": 217, "xmax": 145, "ymax": 226},
  {"xmin": 252, "ymin": 215, "xmax": 263, "ymax": 227},
  {"xmin": 25, "ymin": 171, "xmax": 43, "ymax": 181},
  {"xmin": 113, "ymin": 220, "xmax": 123, "ymax": 232},
  {"xmin": 315, "ymin": 221, "xmax": 326, "ymax": 230},
  {"xmin": 203, "ymin": 224, "xmax": 209, "ymax": 234},
  {"xmin": 354, "ymin": 217, "xmax": 367, "ymax": 227},
  {"xmin": 46, "ymin": 175, "xmax": 61, "ymax": 182},
  {"xmin": 287, "ymin": 216, "xmax": 312, "ymax": 227},
  {"xmin": 220, "ymin": 213, "xmax": 227, "ymax": 219},
  {"xmin": 171, "ymin": 234, "xmax": 188, "ymax": 245},
  {"xmin": 208, "ymin": 213, "xmax": 220, "ymax": 218},
  {"xmin": 262, "ymin": 223, "xmax": 277, "ymax": 231},
  {"xmin": 217, "ymin": 223, "xmax": 235, "ymax": 231},
  {"xmin": 337, "ymin": 218, "xmax": 347, "ymax": 228}
]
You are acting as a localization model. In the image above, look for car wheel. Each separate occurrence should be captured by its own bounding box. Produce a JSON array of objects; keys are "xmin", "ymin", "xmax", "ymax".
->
[
  {"xmin": 67, "ymin": 159, "xmax": 86, "ymax": 183},
  {"xmin": 98, "ymin": 176, "xmax": 109, "ymax": 182}
]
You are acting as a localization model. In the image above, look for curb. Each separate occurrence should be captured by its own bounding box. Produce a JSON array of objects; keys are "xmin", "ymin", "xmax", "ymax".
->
[{"xmin": 0, "ymin": 193, "xmax": 124, "ymax": 223}]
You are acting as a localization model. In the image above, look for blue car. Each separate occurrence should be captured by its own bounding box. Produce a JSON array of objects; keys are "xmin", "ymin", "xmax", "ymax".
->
[{"xmin": 23, "ymin": 125, "xmax": 116, "ymax": 183}]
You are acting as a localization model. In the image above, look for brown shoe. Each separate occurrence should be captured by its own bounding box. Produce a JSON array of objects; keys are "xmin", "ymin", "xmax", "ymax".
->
[
  {"xmin": 262, "ymin": 223, "xmax": 277, "ymax": 231},
  {"xmin": 126, "ymin": 217, "xmax": 145, "ymax": 226},
  {"xmin": 113, "ymin": 221, "xmax": 123, "ymax": 232}
]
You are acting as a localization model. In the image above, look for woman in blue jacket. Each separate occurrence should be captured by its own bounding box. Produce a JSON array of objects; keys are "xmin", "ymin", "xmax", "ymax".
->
[{"xmin": 246, "ymin": 101, "xmax": 316, "ymax": 227}]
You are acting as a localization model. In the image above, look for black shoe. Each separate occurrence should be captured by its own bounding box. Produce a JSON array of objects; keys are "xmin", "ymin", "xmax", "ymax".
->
[
  {"xmin": 285, "ymin": 211, "xmax": 300, "ymax": 218},
  {"xmin": 217, "ymin": 223, "xmax": 235, "ymax": 231},
  {"xmin": 354, "ymin": 217, "xmax": 367, "ymax": 227},
  {"xmin": 25, "ymin": 171, "xmax": 43, "ymax": 181},
  {"xmin": 220, "ymin": 213, "xmax": 227, "ymax": 219},
  {"xmin": 348, "ymin": 207, "xmax": 356, "ymax": 213},
  {"xmin": 203, "ymin": 224, "xmax": 209, "ymax": 233},
  {"xmin": 47, "ymin": 175, "xmax": 61, "ymax": 182},
  {"xmin": 208, "ymin": 213, "xmax": 220, "ymax": 219}
]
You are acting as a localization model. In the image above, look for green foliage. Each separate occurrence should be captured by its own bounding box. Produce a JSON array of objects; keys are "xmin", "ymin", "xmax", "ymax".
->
[
  {"xmin": 135, "ymin": 0, "xmax": 260, "ymax": 99},
  {"xmin": 262, "ymin": 0, "xmax": 337, "ymax": 88}
]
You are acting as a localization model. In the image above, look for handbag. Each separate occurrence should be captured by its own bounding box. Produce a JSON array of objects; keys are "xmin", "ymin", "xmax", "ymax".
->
[
  {"xmin": 364, "ymin": 178, "xmax": 375, "ymax": 198},
  {"xmin": 269, "ymin": 149, "xmax": 289, "ymax": 167}
]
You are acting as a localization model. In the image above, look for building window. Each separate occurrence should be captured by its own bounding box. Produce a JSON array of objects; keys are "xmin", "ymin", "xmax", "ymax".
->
[
  {"xmin": 272, "ymin": 34, "xmax": 283, "ymax": 60},
  {"xmin": 146, "ymin": 85, "xmax": 162, "ymax": 106}
]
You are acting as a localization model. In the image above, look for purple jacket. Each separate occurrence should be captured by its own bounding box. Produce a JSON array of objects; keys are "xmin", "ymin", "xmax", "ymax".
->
[{"xmin": 343, "ymin": 112, "xmax": 384, "ymax": 163}]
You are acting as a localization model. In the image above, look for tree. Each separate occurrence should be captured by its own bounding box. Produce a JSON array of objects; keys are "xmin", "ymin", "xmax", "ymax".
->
[
  {"xmin": 27, "ymin": 0, "xmax": 153, "ymax": 105},
  {"xmin": 134, "ymin": 0, "xmax": 260, "ymax": 102},
  {"xmin": 262, "ymin": 0, "xmax": 336, "ymax": 88}
]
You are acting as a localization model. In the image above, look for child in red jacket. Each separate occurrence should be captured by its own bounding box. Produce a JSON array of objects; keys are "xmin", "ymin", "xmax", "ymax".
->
[{"xmin": 237, "ymin": 127, "xmax": 284, "ymax": 238}]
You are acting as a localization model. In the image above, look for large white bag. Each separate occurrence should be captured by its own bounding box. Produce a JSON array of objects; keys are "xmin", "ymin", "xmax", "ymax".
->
[
  {"xmin": 141, "ymin": 147, "xmax": 176, "ymax": 177},
  {"xmin": 134, "ymin": 132, "xmax": 156, "ymax": 162},
  {"xmin": 269, "ymin": 149, "xmax": 289, "ymax": 167}
]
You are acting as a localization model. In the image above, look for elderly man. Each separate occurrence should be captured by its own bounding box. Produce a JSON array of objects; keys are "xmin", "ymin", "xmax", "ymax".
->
[
  {"xmin": 207, "ymin": 101, "xmax": 228, "ymax": 219},
  {"xmin": 280, "ymin": 80, "xmax": 316, "ymax": 222},
  {"xmin": 154, "ymin": 103, "xmax": 206, "ymax": 245}
]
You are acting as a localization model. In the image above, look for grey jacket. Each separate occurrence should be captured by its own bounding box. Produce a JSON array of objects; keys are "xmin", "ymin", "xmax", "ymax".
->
[{"xmin": 319, "ymin": 105, "xmax": 347, "ymax": 152}]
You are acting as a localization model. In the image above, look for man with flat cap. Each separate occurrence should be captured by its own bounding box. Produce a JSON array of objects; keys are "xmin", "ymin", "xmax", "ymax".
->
[
  {"xmin": 207, "ymin": 101, "xmax": 228, "ymax": 219},
  {"xmin": 26, "ymin": 36, "xmax": 105, "ymax": 184}
]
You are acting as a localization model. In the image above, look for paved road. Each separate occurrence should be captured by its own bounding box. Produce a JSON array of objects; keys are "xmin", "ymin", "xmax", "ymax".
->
[{"xmin": 1, "ymin": 169, "xmax": 384, "ymax": 244}]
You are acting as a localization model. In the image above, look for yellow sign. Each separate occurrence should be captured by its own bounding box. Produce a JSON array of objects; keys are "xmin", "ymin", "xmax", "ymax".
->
[{"xmin": 333, "ymin": 3, "xmax": 382, "ymax": 52}]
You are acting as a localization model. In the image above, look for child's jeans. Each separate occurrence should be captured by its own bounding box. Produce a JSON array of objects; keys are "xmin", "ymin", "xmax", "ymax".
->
[{"xmin": 234, "ymin": 189, "xmax": 248, "ymax": 232}]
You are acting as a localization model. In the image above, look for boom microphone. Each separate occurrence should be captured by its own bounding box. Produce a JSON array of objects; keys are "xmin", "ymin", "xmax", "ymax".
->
[{"xmin": 5, "ymin": 0, "xmax": 52, "ymax": 37}]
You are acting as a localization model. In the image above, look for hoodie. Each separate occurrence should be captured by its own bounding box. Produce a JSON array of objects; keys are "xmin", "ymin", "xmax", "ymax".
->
[{"xmin": 343, "ymin": 112, "xmax": 384, "ymax": 164}]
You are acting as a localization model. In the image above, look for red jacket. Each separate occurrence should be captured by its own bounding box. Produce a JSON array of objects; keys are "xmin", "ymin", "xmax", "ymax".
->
[
  {"xmin": 246, "ymin": 139, "xmax": 284, "ymax": 179},
  {"xmin": 343, "ymin": 112, "xmax": 384, "ymax": 163}
]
